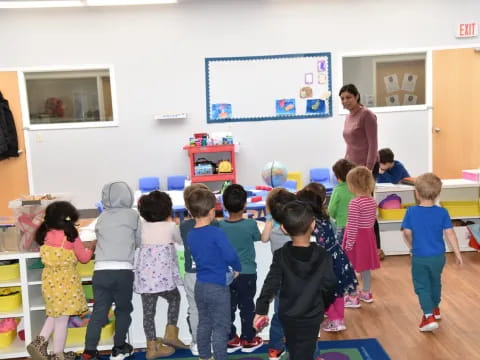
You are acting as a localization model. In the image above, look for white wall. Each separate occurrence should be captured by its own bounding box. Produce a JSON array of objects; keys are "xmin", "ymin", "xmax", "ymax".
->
[{"xmin": 1, "ymin": 0, "xmax": 480, "ymax": 207}]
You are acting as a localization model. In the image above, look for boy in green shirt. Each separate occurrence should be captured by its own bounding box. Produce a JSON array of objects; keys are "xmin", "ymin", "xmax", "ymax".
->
[{"xmin": 328, "ymin": 159, "xmax": 356, "ymax": 242}]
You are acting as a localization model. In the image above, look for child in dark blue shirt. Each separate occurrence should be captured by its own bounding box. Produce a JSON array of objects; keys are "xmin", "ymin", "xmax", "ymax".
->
[
  {"xmin": 377, "ymin": 148, "xmax": 410, "ymax": 184},
  {"xmin": 186, "ymin": 188, "xmax": 241, "ymax": 360},
  {"xmin": 401, "ymin": 173, "xmax": 463, "ymax": 332}
]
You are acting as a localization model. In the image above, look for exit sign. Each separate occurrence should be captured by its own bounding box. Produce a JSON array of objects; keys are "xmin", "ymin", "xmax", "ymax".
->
[{"xmin": 456, "ymin": 22, "xmax": 478, "ymax": 38}]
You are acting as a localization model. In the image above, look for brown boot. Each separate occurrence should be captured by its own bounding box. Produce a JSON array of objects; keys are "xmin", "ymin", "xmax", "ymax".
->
[
  {"xmin": 27, "ymin": 335, "xmax": 49, "ymax": 360},
  {"xmin": 163, "ymin": 324, "xmax": 190, "ymax": 349},
  {"xmin": 146, "ymin": 339, "xmax": 174, "ymax": 359},
  {"xmin": 48, "ymin": 353, "xmax": 65, "ymax": 360}
]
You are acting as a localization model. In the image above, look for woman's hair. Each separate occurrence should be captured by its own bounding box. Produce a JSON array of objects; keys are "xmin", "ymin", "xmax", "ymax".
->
[
  {"xmin": 346, "ymin": 166, "xmax": 375, "ymax": 196},
  {"xmin": 297, "ymin": 183, "xmax": 329, "ymax": 220},
  {"xmin": 35, "ymin": 201, "xmax": 79, "ymax": 246},
  {"xmin": 266, "ymin": 187, "xmax": 296, "ymax": 223},
  {"xmin": 415, "ymin": 173, "xmax": 442, "ymax": 201},
  {"xmin": 339, "ymin": 83, "xmax": 361, "ymax": 104},
  {"xmin": 281, "ymin": 200, "xmax": 314, "ymax": 236},
  {"xmin": 332, "ymin": 159, "xmax": 356, "ymax": 182},
  {"xmin": 138, "ymin": 191, "xmax": 172, "ymax": 222}
]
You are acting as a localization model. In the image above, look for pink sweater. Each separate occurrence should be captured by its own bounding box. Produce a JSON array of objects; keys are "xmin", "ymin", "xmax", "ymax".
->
[
  {"xmin": 44, "ymin": 229, "xmax": 93, "ymax": 263},
  {"xmin": 343, "ymin": 106, "xmax": 378, "ymax": 170}
]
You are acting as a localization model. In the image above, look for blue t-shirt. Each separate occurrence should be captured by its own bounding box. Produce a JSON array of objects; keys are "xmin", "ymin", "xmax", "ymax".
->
[
  {"xmin": 401, "ymin": 205, "xmax": 452, "ymax": 256},
  {"xmin": 186, "ymin": 225, "xmax": 241, "ymax": 286},
  {"xmin": 377, "ymin": 160, "xmax": 410, "ymax": 184}
]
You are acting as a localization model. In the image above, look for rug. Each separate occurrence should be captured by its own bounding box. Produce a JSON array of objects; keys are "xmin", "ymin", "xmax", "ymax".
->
[{"xmin": 115, "ymin": 338, "xmax": 390, "ymax": 360}]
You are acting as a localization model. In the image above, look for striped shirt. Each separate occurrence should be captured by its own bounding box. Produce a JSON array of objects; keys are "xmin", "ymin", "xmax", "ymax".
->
[{"xmin": 343, "ymin": 196, "xmax": 377, "ymax": 249}]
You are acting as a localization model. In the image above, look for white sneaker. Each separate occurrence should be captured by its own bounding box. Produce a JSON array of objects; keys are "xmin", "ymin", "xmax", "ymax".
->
[{"xmin": 190, "ymin": 342, "xmax": 199, "ymax": 356}]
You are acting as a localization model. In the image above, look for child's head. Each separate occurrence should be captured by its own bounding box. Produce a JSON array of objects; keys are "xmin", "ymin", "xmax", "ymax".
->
[
  {"xmin": 222, "ymin": 184, "xmax": 247, "ymax": 213},
  {"xmin": 138, "ymin": 190, "xmax": 172, "ymax": 222},
  {"xmin": 414, "ymin": 173, "xmax": 442, "ymax": 201},
  {"xmin": 186, "ymin": 188, "xmax": 217, "ymax": 219},
  {"xmin": 183, "ymin": 183, "xmax": 209, "ymax": 203},
  {"xmin": 101, "ymin": 181, "xmax": 134, "ymax": 209},
  {"xmin": 35, "ymin": 201, "xmax": 79, "ymax": 246},
  {"xmin": 281, "ymin": 200, "xmax": 315, "ymax": 237},
  {"xmin": 346, "ymin": 166, "xmax": 375, "ymax": 196},
  {"xmin": 379, "ymin": 148, "xmax": 395, "ymax": 171},
  {"xmin": 332, "ymin": 159, "xmax": 356, "ymax": 182},
  {"xmin": 266, "ymin": 187, "xmax": 296, "ymax": 223},
  {"xmin": 296, "ymin": 184, "xmax": 328, "ymax": 220}
]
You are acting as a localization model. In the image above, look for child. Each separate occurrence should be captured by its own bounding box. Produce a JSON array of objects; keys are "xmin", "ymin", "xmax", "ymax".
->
[
  {"xmin": 401, "ymin": 173, "xmax": 463, "ymax": 332},
  {"xmin": 297, "ymin": 184, "xmax": 358, "ymax": 332},
  {"xmin": 135, "ymin": 191, "xmax": 188, "ymax": 359},
  {"xmin": 377, "ymin": 148, "xmax": 410, "ymax": 184},
  {"xmin": 255, "ymin": 201, "xmax": 336, "ymax": 360},
  {"xmin": 186, "ymin": 187, "xmax": 241, "ymax": 360},
  {"xmin": 328, "ymin": 159, "xmax": 356, "ymax": 242},
  {"xmin": 27, "ymin": 201, "xmax": 94, "ymax": 360},
  {"xmin": 81, "ymin": 181, "xmax": 141, "ymax": 360},
  {"xmin": 343, "ymin": 166, "xmax": 380, "ymax": 307},
  {"xmin": 179, "ymin": 183, "xmax": 219, "ymax": 356},
  {"xmin": 219, "ymin": 184, "xmax": 262, "ymax": 353},
  {"xmin": 260, "ymin": 187, "xmax": 296, "ymax": 360}
]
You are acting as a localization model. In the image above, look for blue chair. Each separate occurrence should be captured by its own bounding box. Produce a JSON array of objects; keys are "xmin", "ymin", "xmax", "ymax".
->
[
  {"xmin": 309, "ymin": 168, "xmax": 334, "ymax": 192},
  {"xmin": 167, "ymin": 175, "xmax": 187, "ymax": 191},
  {"xmin": 283, "ymin": 180, "xmax": 298, "ymax": 192},
  {"xmin": 95, "ymin": 201, "xmax": 103, "ymax": 214},
  {"xmin": 172, "ymin": 204, "xmax": 186, "ymax": 222},
  {"xmin": 139, "ymin": 176, "xmax": 160, "ymax": 193}
]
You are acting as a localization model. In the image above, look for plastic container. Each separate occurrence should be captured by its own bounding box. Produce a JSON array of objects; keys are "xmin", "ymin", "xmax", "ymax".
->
[
  {"xmin": 0, "ymin": 288, "xmax": 22, "ymax": 312},
  {"xmin": 440, "ymin": 201, "xmax": 480, "ymax": 218},
  {"xmin": 76, "ymin": 261, "xmax": 94, "ymax": 278},
  {"xmin": 82, "ymin": 284, "xmax": 93, "ymax": 301},
  {"xmin": 0, "ymin": 263, "xmax": 20, "ymax": 282},
  {"xmin": 66, "ymin": 320, "xmax": 114, "ymax": 345},
  {"xmin": 462, "ymin": 169, "xmax": 480, "ymax": 182},
  {"xmin": 0, "ymin": 329, "xmax": 16, "ymax": 348},
  {"xmin": 0, "ymin": 227, "xmax": 20, "ymax": 252},
  {"xmin": 378, "ymin": 204, "xmax": 414, "ymax": 221}
]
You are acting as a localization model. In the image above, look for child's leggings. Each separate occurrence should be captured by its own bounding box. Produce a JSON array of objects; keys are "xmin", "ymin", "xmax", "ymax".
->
[
  {"xmin": 39, "ymin": 315, "xmax": 69, "ymax": 354},
  {"xmin": 325, "ymin": 297, "xmax": 345, "ymax": 321},
  {"xmin": 360, "ymin": 270, "xmax": 371, "ymax": 292},
  {"xmin": 141, "ymin": 288, "xmax": 180, "ymax": 340}
]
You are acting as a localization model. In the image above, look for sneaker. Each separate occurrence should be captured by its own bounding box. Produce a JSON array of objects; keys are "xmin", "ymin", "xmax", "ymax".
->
[
  {"xmin": 419, "ymin": 315, "xmax": 439, "ymax": 332},
  {"xmin": 190, "ymin": 342, "xmax": 199, "ymax": 356},
  {"xmin": 268, "ymin": 347, "xmax": 286, "ymax": 360},
  {"xmin": 110, "ymin": 343, "xmax": 134, "ymax": 360},
  {"xmin": 433, "ymin": 307, "xmax": 441, "ymax": 320},
  {"xmin": 321, "ymin": 319, "xmax": 346, "ymax": 332},
  {"xmin": 79, "ymin": 351, "xmax": 101, "ymax": 360},
  {"xmin": 344, "ymin": 295, "xmax": 361, "ymax": 308},
  {"xmin": 359, "ymin": 291, "xmax": 373, "ymax": 303},
  {"xmin": 227, "ymin": 335, "xmax": 242, "ymax": 353},
  {"xmin": 241, "ymin": 336, "xmax": 263, "ymax": 353}
]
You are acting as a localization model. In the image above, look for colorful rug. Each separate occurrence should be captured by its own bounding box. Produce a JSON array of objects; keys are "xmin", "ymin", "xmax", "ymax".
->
[{"xmin": 118, "ymin": 338, "xmax": 390, "ymax": 360}]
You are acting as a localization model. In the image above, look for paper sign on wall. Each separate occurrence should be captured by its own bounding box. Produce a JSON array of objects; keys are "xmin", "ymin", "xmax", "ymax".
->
[
  {"xmin": 401, "ymin": 73, "xmax": 417, "ymax": 92},
  {"xmin": 385, "ymin": 94, "xmax": 400, "ymax": 106},
  {"xmin": 403, "ymin": 94, "xmax": 417, "ymax": 105},
  {"xmin": 384, "ymin": 74, "xmax": 400, "ymax": 93}
]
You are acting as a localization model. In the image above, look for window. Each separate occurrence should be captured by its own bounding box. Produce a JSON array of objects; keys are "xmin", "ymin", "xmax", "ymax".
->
[
  {"xmin": 342, "ymin": 52, "xmax": 427, "ymax": 109},
  {"xmin": 23, "ymin": 68, "xmax": 116, "ymax": 128}
]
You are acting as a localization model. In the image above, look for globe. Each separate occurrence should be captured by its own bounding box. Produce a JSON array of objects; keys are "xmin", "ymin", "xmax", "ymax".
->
[{"xmin": 262, "ymin": 161, "xmax": 288, "ymax": 187}]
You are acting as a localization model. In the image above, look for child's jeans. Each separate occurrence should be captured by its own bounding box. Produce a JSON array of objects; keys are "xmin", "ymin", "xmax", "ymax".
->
[
  {"xmin": 229, "ymin": 273, "xmax": 257, "ymax": 341},
  {"xmin": 412, "ymin": 254, "xmax": 445, "ymax": 314},
  {"xmin": 281, "ymin": 317, "xmax": 321, "ymax": 360},
  {"xmin": 269, "ymin": 293, "xmax": 285, "ymax": 351},
  {"xmin": 184, "ymin": 272, "xmax": 198, "ymax": 344}
]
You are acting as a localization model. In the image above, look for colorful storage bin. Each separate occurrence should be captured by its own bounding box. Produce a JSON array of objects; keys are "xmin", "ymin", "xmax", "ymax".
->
[
  {"xmin": 0, "ymin": 329, "xmax": 16, "ymax": 348},
  {"xmin": 76, "ymin": 260, "xmax": 94, "ymax": 277},
  {"xmin": 440, "ymin": 201, "xmax": 480, "ymax": 218},
  {"xmin": 0, "ymin": 287, "xmax": 22, "ymax": 312},
  {"xmin": 0, "ymin": 263, "xmax": 20, "ymax": 282},
  {"xmin": 66, "ymin": 320, "xmax": 114, "ymax": 344},
  {"xmin": 82, "ymin": 284, "xmax": 93, "ymax": 301},
  {"xmin": 378, "ymin": 204, "xmax": 414, "ymax": 221}
]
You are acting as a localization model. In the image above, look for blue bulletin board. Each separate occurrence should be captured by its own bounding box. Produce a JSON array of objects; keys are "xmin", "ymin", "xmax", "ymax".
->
[{"xmin": 205, "ymin": 52, "xmax": 332, "ymax": 123}]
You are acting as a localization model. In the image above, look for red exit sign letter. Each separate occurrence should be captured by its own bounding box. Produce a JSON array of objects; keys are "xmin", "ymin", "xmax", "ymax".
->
[{"xmin": 456, "ymin": 22, "xmax": 478, "ymax": 38}]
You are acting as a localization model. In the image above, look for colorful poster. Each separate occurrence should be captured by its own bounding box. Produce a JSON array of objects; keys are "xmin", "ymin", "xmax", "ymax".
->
[
  {"xmin": 305, "ymin": 73, "xmax": 313, "ymax": 84},
  {"xmin": 402, "ymin": 73, "xmax": 418, "ymax": 92},
  {"xmin": 212, "ymin": 103, "xmax": 232, "ymax": 119},
  {"xmin": 384, "ymin": 74, "xmax": 400, "ymax": 93},
  {"xmin": 318, "ymin": 72, "xmax": 327, "ymax": 84},
  {"xmin": 306, "ymin": 99, "xmax": 325, "ymax": 114},
  {"xmin": 318, "ymin": 59, "xmax": 327, "ymax": 72},
  {"xmin": 276, "ymin": 99, "xmax": 296, "ymax": 115},
  {"xmin": 300, "ymin": 86, "xmax": 313, "ymax": 99}
]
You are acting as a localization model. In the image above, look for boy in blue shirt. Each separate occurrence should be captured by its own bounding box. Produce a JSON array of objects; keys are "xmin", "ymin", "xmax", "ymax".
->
[
  {"xmin": 401, "ymin": 173, "xmax": 463, "ymax": 332},
  {"xmin": 219, "ymin": 184, "xmax": 262, "ymax": 353},
  {"xmin": 186, "ymin": 188, "xmax": 241, "ymax": 360},
  {"xmin": 377, "ymin": 148, "xmax": 410, "ymax": 184}
]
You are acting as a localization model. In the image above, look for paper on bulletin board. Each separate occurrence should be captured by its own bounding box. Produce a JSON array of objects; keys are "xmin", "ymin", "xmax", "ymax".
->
[
  {"xmin": 385, "ymin": 94, "xmax": 400, "ymax": 106},
  {"xmin": 403, "ymin": 94, "xmax": 417, "ymax": 105},
  {"xmin": 401, "ymin": 73, "xmax": 418, "ymax": 92},
  {"xmin": 384, "ymin": 74, "xmax": 400, "ymax": 93}
]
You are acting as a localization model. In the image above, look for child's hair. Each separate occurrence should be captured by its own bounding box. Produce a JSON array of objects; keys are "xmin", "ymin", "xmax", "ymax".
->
[
  {"xmin": 35, "ymin": 201, "xmax": 79, "ymax": 246},
  {"xmin": 138, "ymin": 190, "xmax": 172, "ymax": 222},
  {"xmin": 186, "ymin": 188, "xmax": 216, "ymax": 218},
  {"xmin": 222, "ymin": 184, "xmax": 247, "ymax": 213},
  {"xmin": 183, "ymin": 183, "xmax": 209, "ymax": 204},
  {"xmin": 296, "ymin": 183, "xmax": 328, "ymax": 220},
  {"xmin": 332, "ymin": 159, "xmax": 356, "ymax": 182},
  {"xmin": 281, "ymin": 200, "xmax": 314, "ymax": 236},
  {"xmin": 379, "ymin": 148, "xmax": 394, "ymax": 164},
  {"xmin": 346, "ymin": 166, "xmax": 375, "ymax": 195},
  {"xmin": 266, "ymin": 187, "xmax": 296, "ymax": 223},
  {"xmin": 415, "ymin": 173, "xmax": 442, "ymax": 201}
]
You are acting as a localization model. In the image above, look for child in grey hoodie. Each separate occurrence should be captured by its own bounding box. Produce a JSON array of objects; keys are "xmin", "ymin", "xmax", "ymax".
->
[{"xmin": 80, "ymin": 181, "xmax": 141, "ymax": 360}]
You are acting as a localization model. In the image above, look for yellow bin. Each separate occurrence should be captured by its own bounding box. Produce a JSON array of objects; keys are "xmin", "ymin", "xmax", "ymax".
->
[
  {"xmin": 0, "ymin": 263, "xmax": 20, "ymax": 282},
  {"xmin": 66, "ymin": 320, "xmax": 114, "ymax": 345},
  {"xmin": 378, "ymin": 204, "xmax": 414, "ymax": 221},
  {"xmin": 0, "ymin": 287, "xmax": 22, "ymax": 312},
  {"xmin": 441, "ymin": 201, "xmax": 480, "ymax": 218},
  {"xmin": 0, "ymin": 329, "xmax": 16, "ymax": 348},
  {"xmin": 76, "ymin": 260, "xmax": 94, "ymax": 277}
]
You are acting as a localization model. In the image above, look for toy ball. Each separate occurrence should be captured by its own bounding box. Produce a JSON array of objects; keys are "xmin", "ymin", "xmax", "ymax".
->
[{"xmin": 261, "ymin": 161, "xmax": 288, "ymax": 187}]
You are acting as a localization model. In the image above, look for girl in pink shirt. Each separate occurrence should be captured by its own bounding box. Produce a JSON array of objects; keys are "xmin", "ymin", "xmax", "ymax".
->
[{"xmin": 27, "ymin": 201, "xmax": 93, "ymax": 360}]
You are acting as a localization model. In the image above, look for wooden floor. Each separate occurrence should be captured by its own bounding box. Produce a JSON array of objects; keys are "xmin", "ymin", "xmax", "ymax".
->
[{"xmin": 320, "ymin": 252, "xmax": 480, "ymax": 360}]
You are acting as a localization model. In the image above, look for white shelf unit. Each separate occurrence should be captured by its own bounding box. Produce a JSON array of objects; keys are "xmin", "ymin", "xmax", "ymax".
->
[{"xmin": 375, "ymin": 179, "xmax": 480, "ymax": 255}]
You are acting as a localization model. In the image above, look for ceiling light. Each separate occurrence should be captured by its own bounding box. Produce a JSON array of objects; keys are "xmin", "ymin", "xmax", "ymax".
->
[{"xmin": 0, "ymin": 1, "xmax": 82, "ymax": 8}]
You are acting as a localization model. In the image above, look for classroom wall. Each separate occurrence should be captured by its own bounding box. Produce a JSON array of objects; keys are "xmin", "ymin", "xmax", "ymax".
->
[{"xmin": 0, "ymin": 0, "xmax": 479, "ymax": 208}]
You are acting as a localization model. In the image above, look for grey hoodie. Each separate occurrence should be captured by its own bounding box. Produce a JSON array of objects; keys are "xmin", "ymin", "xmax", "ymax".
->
[{"xmin": 94, "ymin": 181, "xmax": 141, "ymax": 264}]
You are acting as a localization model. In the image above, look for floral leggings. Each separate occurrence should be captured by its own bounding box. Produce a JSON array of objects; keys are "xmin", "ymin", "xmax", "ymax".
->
[{"xmin": 141, "ymin": 288, "xmax": 180, "ymax": 340}]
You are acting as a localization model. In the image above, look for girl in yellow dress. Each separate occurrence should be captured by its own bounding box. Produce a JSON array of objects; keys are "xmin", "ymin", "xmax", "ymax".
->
[{"xmin": 27, "ymin": 202, "xmax": 94, "ymax": 360}]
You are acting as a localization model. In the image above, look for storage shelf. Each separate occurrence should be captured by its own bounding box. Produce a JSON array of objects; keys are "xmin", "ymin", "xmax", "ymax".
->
[
  {"xmin": 0, "ymin": 337, "xmax": 27, "ymax": 359},
  {"xmin": 191, "ymin": 173, "xmax": 235, "ymax": 182},
  {"xmin": 0, "ymin": 306, "xmax": 23, "ymax": 319}
]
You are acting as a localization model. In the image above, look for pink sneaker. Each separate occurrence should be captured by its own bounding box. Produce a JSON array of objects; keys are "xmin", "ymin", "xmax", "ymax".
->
[
  {"xmin": 359, "ymin": 291, "xmax": 373, "ymax": 303},
  {"xmin": 344, "ymin": 294, "xmax": 361, "ymax": 308},
  {"xmin": 321, "ymin": 319, "xmax": 346, "ymax": 332}
]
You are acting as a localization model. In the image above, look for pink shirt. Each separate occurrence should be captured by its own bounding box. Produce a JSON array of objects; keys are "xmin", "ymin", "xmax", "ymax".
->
[
  {"xmin": 44, "ymin": 229, "xmax": 93, "ymax": 263},
  {"xmin": 343, "ymin": 106, "xmax": 378, "ymax": 170}
]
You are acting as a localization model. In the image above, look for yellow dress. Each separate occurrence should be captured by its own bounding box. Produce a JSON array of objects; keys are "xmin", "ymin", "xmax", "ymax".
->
[{"xmin": 41, "ymin": 241, "xmax": 88, "ymax": 317}]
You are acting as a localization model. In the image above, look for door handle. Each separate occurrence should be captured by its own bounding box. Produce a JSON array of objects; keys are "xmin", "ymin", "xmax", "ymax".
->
[{"xmin": 434, "ymin": 127, "xmax": 441, "ymax": 133}]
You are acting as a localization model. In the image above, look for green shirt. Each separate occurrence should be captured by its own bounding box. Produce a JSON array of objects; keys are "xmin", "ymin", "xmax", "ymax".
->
[
  {"xmin": 328, "ymin": 182, "xmax": 354, "ymax": 228},
  {"xmin": 219, "ymin": 218, "xmax": 261, "ymax": 274}
]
